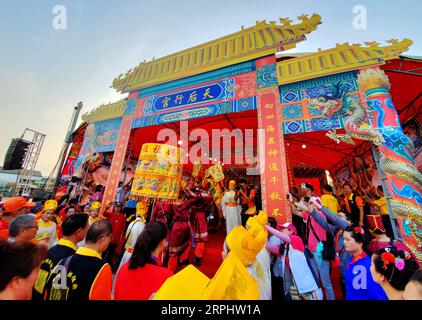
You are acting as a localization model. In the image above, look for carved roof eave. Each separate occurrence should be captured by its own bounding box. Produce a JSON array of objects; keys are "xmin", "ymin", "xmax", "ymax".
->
[
  {"xmin": 112, "ymin": 14, "xmax": 322, "ymax": 93},
  {"xmin": 81, "ymin": 99, "xmax": 127, "ymax": 124},
  {"xmin": 276, "ymin": 39, "xmax": 413, "ymax": 85}
]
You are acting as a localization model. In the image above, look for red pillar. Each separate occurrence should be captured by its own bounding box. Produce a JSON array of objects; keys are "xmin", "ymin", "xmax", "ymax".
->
[{"xmin": 256, "ymin": 56, "xmax": 290, "ymax": 223}]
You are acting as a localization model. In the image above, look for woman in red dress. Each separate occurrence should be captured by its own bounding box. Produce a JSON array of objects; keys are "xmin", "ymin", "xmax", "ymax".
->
[{"xmin": 114, "ymin": 221, "xmax": 172, "ymax": 300}]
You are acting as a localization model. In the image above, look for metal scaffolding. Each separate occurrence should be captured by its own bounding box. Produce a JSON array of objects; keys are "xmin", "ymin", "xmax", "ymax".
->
[{"xmin": 14, "ymin": 129, "xmax": 46, "ymax": 195}]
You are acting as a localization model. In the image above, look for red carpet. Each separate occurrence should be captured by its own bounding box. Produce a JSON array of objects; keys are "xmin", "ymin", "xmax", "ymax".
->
[
  {"xmin": 176, "ymin": 229, "xmax": 225, "ymax": 278},
  {"xmin": 330, "ymin": 258, "xmax": 344, "ymax": 300}
]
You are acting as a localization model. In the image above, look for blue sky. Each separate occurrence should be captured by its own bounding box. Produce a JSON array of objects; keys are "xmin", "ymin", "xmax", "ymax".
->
[{"xmin": 0, "ymin": 0, "xmax": 421, "ymax": 175}]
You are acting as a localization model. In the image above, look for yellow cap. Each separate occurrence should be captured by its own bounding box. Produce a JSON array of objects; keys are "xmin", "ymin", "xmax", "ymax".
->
[
  {"xmin": 91, "ymin": 201, "xmax": 101, "ymax": 210},
  {"xmin": 152, "ymin": 265, "xmax": 210, "ymax": 300},
  {"xmin": 226, "ymin": 225, "xmax": 267, "ymax": 267},
  {"xmin": 201, "ymin": 251, "xmax": 260, "ymax": 300},
  {"xmin": 256, "ymin": 210, "xmax": 268, "ymax": 225},
  {"xmin": 43, "ymin": 199, "xmax": 58, "ymax": 212},
  {"xmin": 136, "ymin": 201, "xmax": 149, "ymax": 222},
  {"xmin": 229, "ymin": 180, "xmax": 236, "ymax": 189}
]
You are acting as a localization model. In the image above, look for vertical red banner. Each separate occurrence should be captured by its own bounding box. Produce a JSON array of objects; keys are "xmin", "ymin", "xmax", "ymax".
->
[
  {"xmin": 101, "ymin": 116, "xmax": 134, "ymax": 211},
  {"xmin": 257, "ymin": 88, "xmax": 290, "ymax": 222}
]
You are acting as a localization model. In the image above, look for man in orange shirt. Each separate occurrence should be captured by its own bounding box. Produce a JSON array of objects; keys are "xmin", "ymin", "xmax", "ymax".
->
[
  {"xmin": 0, "ymin": 197, "xmax": 36, "ymax": 240},
  {"xmin": 237, "ymin": 179, "xmax": 257, "ymax": 227},
  {"xmin": 343, "ymin": 184, "xmax": 365, "ymax": 226}
]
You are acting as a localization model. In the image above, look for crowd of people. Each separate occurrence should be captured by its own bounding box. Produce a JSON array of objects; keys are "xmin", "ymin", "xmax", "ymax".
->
[{"xmin": 0, "ymin": 179, "xmax": 421, "ymax": 301}]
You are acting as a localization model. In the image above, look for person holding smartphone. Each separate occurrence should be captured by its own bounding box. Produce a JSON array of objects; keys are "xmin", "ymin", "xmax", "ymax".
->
[{"xmin": 288, "ymin": 183, "xmax": 336, "ymax": 300}]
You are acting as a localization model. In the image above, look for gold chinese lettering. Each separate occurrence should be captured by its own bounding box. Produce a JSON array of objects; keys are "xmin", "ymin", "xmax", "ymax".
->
[
  {"xmin": 270, "ymin": 192, "xmax": 282, "ymax": 201},
  {"xmin": 265, "ymin": 114, "xmax": 275, "ymax": 120},
  {"xmin": 203, "ymin": 88, "xmax": 214, "ymax": 99},
  {"xmin": 268, "ymin": 148, "xmax": 278, "ymax": 157},
  {"xmin": 188, "ymin": 91, "xmax": 198, "ymax": 103},
  {"xmin": 264, "ymin": 103, "xmax": 274, "ymax": 109},
  {"xmin": 268, "ymin": 162, "xmax": 278, "ymax": 171},
  {"xmin": 266, "ymin": 125, "xmax": 275, "ymax": 133},
  {"xmin": 270, "ymin": 176, "xmax": 279, "ymax": 185},
  {"xmin": 174, "ymin": 94, "xmax": 184, "ymax": 105},
  {"xmin": 272, "ymin": 208, "xmax": 281, "ymax": 217},
  {"xmin": 268, "ymin": 137, "xmax": 275, "ymax": 145},
  {"xmin": 162, "ymin": 97, "xmax": 171, "ymax": 108}
]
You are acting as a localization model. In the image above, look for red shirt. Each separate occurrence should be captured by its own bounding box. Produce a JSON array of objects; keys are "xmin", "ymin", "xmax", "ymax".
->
[
  {"xmin": 106, "ymin": 212, "xmax": 126, "ymax": 245},
  {"xmin": 114, "ymin": 262, "xmax": 173, "ymax": 300}
]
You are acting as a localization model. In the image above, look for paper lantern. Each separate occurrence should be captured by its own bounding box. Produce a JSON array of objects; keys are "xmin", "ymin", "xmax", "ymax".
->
[{"xmin": 131, "ymin": 143, "xmax": 184, "ymax": 201}]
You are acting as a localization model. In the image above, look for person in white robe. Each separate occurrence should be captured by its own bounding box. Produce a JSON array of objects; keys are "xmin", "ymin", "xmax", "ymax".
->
[
  {"xmin": 117, "ymin": 201, "xmax": 149, "ymax": 271},
  {"xmin": 221, "ymin": 180, "xmax": 242, "ymax": 235}
]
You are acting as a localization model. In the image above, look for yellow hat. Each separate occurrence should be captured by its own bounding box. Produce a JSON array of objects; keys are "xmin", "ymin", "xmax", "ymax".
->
[
  {"xmin": 229, "ymin": 180, "xmax": 236, "ymax": 189},
  {"xmin": 201, "ymin": 252, "xmax": 260, "ymax": 300},
  {"xmin": 152, "ymin": 265, "xmax": 210, "ymax": 300},
  {"xmin": 226, "ymin": 225, "xmax": 267, "ymax": 267},
  {"xmin": 256, "ymin": 210, "xmax": 268, "ymax": 226},
  {"xmin": 246, "ymin": 210, "xmax": 268, "ymax": 229},
  {"xmin": 91, "ymin": 201, "xmax": 101, "ymax": 210},
  {"xmin": 136, "ymin": 201, "xmax": 149, "ymax": 222},
  {"xmin": 43, "ymin": 199, "xmax": 58, "ymax": 212}
]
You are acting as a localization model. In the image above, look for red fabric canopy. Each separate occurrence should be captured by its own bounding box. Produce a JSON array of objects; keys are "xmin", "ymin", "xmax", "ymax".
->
[
  {"xmin": 130, "ymin": 110, "xmax": 259, "ymax": 171},
  {"xmin": 382, "ymin": 57, "xmax": 422, "ymax": 123},
  {"xmin": 125, "ymin": 57, "xmax": 421, "ymax": 174}
]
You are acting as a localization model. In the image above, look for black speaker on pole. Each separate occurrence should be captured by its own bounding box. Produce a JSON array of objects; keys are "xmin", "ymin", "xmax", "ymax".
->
[{"xmin": 3, "ymin": 138, "xmax": 32, "ymax": 170}]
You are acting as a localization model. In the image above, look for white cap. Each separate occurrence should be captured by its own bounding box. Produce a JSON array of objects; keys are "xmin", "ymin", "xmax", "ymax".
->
[{"xmin": 21, "ymin": 192, "xmax": 30, "ymax": 198}]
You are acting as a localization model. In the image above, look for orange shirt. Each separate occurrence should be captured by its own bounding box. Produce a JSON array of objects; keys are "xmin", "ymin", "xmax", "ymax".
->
[
  {"xmin": 345, "ymin": 193, "xmax": 363, "ymax": 213},
  {"xmin": 90, "ymin": 264, "xmax": 113, "ymax": 300},
  {"xmin": 0, "ymin": 219, "xmax": 9, "ymax": 240},
  {"xmin": 238, "ymin": 189, "xmax": 256, "ymax": 207}
]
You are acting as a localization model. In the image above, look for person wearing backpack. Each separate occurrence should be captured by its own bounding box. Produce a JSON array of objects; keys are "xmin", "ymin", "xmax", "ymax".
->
[
  {"xmin": 32, "ymin": 214, "xmax": 89, "ymax": 300},
  {"xmin": 265, "ymin": 222, "xmax": 322, "ymax": 300},
  {"xmin": 44, "ymin": 220, "xmax": 113, "ymax": 300},
  {"xmin": 297, "ymin": 199, "xmax": 352, "ymax": 299},
  {"xmin": 289, "ymin": 184, "xmax": 336, "ymax": 300}
]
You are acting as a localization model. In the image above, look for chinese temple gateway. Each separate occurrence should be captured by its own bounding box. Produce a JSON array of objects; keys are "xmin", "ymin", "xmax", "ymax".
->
[{"xmin": 68, "ymin": 14, "xmax": 422, "ymax": 260}]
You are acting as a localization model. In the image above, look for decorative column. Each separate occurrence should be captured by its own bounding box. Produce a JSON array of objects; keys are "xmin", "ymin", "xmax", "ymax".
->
[
  {"xmin": 256, "ymin": 56, "xmax": 290, "ymax": 223},
  {"xmin": 101, "ymin": 93, "xmax": 138, "ymax": 211},
  {"xmin": 357, "ymin": 67, "xmax": 422, "ymax": 261}
]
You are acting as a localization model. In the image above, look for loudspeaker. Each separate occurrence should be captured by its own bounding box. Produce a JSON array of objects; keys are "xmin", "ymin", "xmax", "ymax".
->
[{"xmin": 3, "ymin": 138, "xmax": 31, "ymax": 170}]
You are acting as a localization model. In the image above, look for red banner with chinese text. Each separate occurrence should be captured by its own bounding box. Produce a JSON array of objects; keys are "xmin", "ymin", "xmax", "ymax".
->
[{"xmin": 257, "ymin": 89, "xmax": 290, "ymax": 222}]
